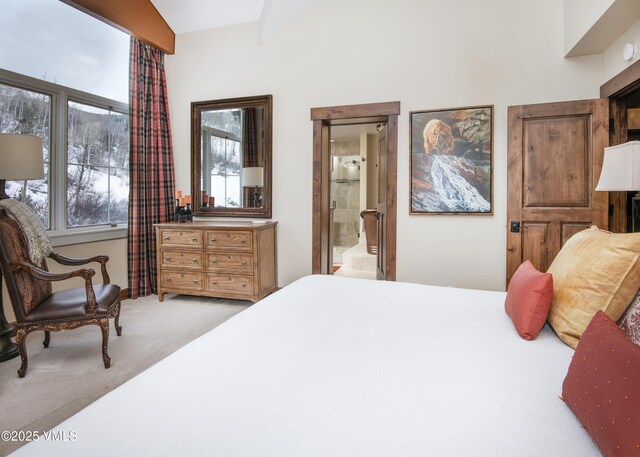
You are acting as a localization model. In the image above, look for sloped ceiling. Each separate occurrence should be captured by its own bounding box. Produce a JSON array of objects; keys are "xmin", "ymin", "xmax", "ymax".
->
[{"xmin": 150, "ymin": 0, "xmax": 319, "ymax": 41}]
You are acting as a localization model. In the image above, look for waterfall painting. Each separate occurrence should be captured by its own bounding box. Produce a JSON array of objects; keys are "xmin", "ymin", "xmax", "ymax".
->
[{"xmin": 410, "ymin": 105, "xmax": 493, "ymax": 215}]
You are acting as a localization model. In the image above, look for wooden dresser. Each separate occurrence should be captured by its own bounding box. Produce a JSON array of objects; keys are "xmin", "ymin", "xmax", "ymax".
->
[{"xmin": 155, "ymin": 221, "xmax": 277, "ymax": 303}]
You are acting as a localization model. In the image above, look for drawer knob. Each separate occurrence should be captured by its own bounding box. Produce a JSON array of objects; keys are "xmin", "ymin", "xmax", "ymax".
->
[
  {"xmin": 241, "ymin": 283, "xmax": 246, "ymax": 288},
  {"xmin": 227, "ymin": 256, "xmax": 231, "ymax": 260},
  {"xmin": 212, "ymin": 281, "xmax": 217, "ymax": 285},
  {"xmin": 211, "ymin": 259, "xmax": 217, "ymax": 263},
  {"xmin": 241, "ymin": 239, "xmax": 246, "ymax": 243},
  {"xmin": 166, "ymin": 256, "xmax": 172, "ymax": 261},
  {"xmin": 193, "ymin": 280, "xmax": 198, "ymax": 284},
  {"xmin": 192, "ymin": 258, "xmax": 198, "ymax": 263},
  {"xmin": 164, "ymin": 237, "xmax": 171, "ymax": 241},
  {"xmin": 241, "ymin": 260, "xmax": 246, "ymax": 265},
  {"xmin": 192, "ymin": 237, "xmax": 197, "ymax": 242},
  {"xmin": 166, "ymin": 278, "xmax": 172, "ymax": 282},
  {"xmin": 210, "ymin": 237, "xmax": 216, "ymax": 241}
]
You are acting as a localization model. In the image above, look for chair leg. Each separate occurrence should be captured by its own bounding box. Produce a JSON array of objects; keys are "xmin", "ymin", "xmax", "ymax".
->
[
  {"xmin": 43, "ymin": 330, "xmax": 50, "ymax": 348},
  {"xmin": 99, "ymin": 319, "xmax": 111, "ymax": 369},
  {"xmin": 114, "ymin": 300, "xmax": 122, "ymax": 336},
  {"xmin": 15, "ymin": 329, "xmax": 28, "ymax": 378}
]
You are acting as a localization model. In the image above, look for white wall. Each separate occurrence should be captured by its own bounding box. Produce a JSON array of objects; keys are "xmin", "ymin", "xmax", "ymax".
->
[
  {"xmin": 602, "ymin": 18, "xmax": 640, "ymax": 82},
  {"xmin": 165, "ymin": 0, "xmax": 602, "ymax": 292},
  {"xmin": 563, "ymin": 0, "xmax": 615, "ymax": 54}
]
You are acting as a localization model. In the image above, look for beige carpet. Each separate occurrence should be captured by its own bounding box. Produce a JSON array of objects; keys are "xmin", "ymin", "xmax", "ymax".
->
[{"xmin": 0, "ymin": 294, "xmax": 250, "ymax": 456}]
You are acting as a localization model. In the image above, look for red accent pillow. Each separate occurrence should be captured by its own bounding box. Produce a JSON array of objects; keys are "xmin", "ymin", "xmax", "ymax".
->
[
  {"xmin": 504, "ymin": 260, "xmax": 553, "ymax": 340},
  {"xmin": 562, "ymin": 311, "xmax": 640, "ymax": 456}
]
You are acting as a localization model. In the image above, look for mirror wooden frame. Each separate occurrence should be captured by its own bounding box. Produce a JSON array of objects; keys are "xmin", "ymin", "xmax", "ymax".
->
[{"xmin": 191, "ymin": 94, "xmax": 272, "ymax": 218}]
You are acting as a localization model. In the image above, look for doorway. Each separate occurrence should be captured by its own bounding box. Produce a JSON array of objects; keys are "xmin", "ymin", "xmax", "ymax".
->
[
  {"xmin": 330, "ymin": 124, "xmax": 379, "ymax": 279},
  {"xmin": 602, "ymin": 59, "xmax": 640, "ymax": 233},
  {"xmin": 311, "ymin": 102, "xmax": 400, "ymax": 280}
]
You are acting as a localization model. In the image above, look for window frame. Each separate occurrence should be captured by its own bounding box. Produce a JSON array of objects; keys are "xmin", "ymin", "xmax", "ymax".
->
[
  {"xmin": 203, "ymin": 125, "xmax": 243, "ymax": 208},
  {"xmin": 0, "ymin": 68, "xmax": 129, "ymax": 246}
]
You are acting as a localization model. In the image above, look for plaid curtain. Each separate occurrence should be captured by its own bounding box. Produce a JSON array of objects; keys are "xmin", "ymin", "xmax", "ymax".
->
[
  {"xmin": 128, "ymin": 38, "xmax": 175, "ymax": 299},
  {"xmin": 242, "ymin": 108, "xmax": 258, "ymax": 207}
]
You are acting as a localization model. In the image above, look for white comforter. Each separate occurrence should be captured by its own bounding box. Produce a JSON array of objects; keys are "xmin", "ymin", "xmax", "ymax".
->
[{"xmin": 13, "ymin": 275, "xmax": 600, "ymax": 456}]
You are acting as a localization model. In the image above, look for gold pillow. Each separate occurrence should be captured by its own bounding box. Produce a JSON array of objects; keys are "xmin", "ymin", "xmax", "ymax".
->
[{"xmin": 547, "ymin": 226, "xmax": 640, "ymax": 348}]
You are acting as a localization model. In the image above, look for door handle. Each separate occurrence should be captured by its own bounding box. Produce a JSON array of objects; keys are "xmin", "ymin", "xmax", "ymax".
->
[{"xmin": 331, "ymin": 201, "xmax": 337, "ymax": 210}]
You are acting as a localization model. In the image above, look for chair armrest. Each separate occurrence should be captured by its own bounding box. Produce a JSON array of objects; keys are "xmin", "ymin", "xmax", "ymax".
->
[
  {"xmin": 11, "ymin": 261, "xmax": 99, "ymax": 314},
  {"xmin": 49, "ymin": 252, "xmax": 111, "ymax": 285}
]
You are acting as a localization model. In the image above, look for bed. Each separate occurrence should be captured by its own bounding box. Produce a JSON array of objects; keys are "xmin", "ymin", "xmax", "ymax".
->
[{"xmin": 12, "ymin": 275, "xmax": 600, "ymax": 456}]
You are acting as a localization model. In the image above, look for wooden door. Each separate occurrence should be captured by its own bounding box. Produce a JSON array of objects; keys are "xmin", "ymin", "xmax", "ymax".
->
[
  {"xmin": 377, "ymin": 125, "xmax": 387, "ymax": 279},
  {"xmin": 506, "ymin": 99, "xmax": 609, "ymax": 286}
]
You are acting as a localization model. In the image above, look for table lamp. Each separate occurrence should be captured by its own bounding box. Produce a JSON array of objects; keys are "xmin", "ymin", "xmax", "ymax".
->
[
  {"xmin": 242, "ymin": 167, "xmax": 264, "ymax": 207},
  {"xmin": 0, "ymin": 133, "xmax": 44, "ymax": 362},
  {"xmin": 595, "ymin": 141, "xmax": 640, "ymax": 231}
]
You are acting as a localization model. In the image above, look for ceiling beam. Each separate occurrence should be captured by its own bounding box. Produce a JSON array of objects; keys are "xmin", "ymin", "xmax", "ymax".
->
[{"xmin": 60, "ymin": 0, "xmax": 175, "ymax": 55}]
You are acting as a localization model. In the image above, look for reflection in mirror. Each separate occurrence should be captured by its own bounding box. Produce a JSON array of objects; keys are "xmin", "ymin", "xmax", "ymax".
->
[{"xmin": 191, "ymin": 95, "xmax": 272, "ymax": 218}]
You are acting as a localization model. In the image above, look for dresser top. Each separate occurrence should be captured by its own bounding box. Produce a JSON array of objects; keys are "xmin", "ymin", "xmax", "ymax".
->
[{"xmin": 155, "ymin": 221, "xmax": 277, "ymax": 229}]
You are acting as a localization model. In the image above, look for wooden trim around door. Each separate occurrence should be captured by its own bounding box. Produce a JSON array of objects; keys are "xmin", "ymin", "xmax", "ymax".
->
[
  {"xmin": 311, "ymin": 101, "xmax": 400, "ymax": 280},
  {"xmin": 600, "ymin": 60, "xmax": 640, "ymax": 99}
]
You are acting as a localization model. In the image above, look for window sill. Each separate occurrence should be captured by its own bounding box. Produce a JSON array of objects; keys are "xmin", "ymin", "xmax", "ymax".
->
[{"xmin": 48, "ymin": 226, "xmax": 128, "ymax": 247}]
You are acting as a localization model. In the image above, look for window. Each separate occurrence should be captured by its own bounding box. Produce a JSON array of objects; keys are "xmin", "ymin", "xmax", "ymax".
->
[
  {"xmin": 0, "ymin": 0, "xmax": 129, "ymax": 244},
  {"xmin": 0, "ymin": 83, "xmax": 51, "ymax": 228},
  {"xmin": 0, "ymin": 70, "xmax": 128, "ymax": 242},
  {"xmin": 67, "ymin": 102, "xmax": 129, "ymax": 227},
  {"xmin": 201, "ymin": 109, "xmax": 243, "ymax": 207}
]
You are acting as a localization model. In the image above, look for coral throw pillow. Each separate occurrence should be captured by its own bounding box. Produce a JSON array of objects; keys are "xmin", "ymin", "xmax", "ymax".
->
[
  {"xmin": 505, "ymin": 260, "xmax": 553, "ymax": 340},
  {"xmin": 562, "ymin": 311, "xmax": 640, "ymax": 456},
  {"xmin": 619, "ymin": 291, "xmax": 640, "ymax": 345},
  {"xmin": 547, "ymin": 226, "xmax": 640, "ymax": 348}
]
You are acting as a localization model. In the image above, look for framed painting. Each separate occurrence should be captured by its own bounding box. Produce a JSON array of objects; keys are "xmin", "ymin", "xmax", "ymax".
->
[{"xmin": 410, "ymin": 105, "xmax": 493, "ymax": 215}]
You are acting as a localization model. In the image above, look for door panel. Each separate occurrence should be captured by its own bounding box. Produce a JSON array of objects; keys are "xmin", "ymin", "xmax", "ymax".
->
[
  {"xmin": 523, "ymin": 117, "xmax": 589, "ymax": 207},
  {"xmin": 506, "ymin": 99, "xmax": 608, "ymax": 285},
  {"xmin": 521, "ymin": 223, "xmax": 549, "ymax": 272}
]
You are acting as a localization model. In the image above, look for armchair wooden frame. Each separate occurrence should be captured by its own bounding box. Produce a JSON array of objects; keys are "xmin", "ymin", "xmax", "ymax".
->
[{"xmin": 0, "ymin": 210, "xmax": 122, "ymax": 378}]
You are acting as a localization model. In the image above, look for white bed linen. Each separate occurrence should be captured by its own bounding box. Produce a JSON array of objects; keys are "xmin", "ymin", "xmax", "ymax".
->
[{"xmin": 12, "ymin": 275, "xmax": 600, "ymax": 456}]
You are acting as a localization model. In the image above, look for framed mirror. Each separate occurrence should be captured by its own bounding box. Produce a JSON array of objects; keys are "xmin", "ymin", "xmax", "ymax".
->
[{"xmin": 191, "ymin": 94, "xmax": 272, "ymax": 218}]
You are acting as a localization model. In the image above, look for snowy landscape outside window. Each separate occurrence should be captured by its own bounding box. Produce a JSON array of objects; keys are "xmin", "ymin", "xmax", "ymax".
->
[
  {"xmin": 67, "ymin": 102, "xmax": 129, "ymax": 227},
  {"xmin": 202, "ymin": 109, "xmax": 242, "ymax": 207},
  {"xmin": 0, "ymin": 0, "xmax": 129, "ymax": 242},
  {"xmin": 0, "ymin": 83, "xmax": 51, "ymax": 228}
]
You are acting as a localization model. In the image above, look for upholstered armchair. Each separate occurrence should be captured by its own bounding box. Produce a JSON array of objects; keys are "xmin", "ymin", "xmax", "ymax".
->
[{"xmin": 0, "ymin": 210, "xmax": 122, "ymax": 378}]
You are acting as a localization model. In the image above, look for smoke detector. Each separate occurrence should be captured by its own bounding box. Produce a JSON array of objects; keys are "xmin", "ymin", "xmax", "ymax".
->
[{"xmin": 623, "ymin": 43, "xmax": 636, "ymax": 62}]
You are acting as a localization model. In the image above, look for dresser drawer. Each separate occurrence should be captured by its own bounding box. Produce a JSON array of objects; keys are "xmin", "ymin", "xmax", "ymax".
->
[
  {"xmin": 207, "ymin": 274, "xmax": 253, "ymax": 295},
  {"xmin": 161, "ymin": 271, "xmax": 203, "ymax": 291},
  {"xmin": 206, "ymin": 230, "xmax": 252, "ymax": 251},
  {"xmin": 159, "ymin": 229, "xmax": 202, "ymax": 247},
  {"xmin": 161, "ymin": 250, "xmax": 203, "ymax": 269},
  {"xmin": 207, "ymin": 253, "xmax": 253, "ymax": 273}
]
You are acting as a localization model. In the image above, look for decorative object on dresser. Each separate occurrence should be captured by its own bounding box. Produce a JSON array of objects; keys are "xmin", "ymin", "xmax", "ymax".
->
[{"xmin": 155, "ymin": 221, "xmax": 277, "ymax": 303}]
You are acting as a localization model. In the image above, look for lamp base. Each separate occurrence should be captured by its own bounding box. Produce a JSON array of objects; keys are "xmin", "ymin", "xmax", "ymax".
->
[
  {"xmin": 632, "ymin": 192, "xmax": 640, "ymax": 233},
  {"xmin": 0, "ymin": 179, "xmax": 9, "ymax": 200},
  {"xmin": 0, "ymin": 252, "xmax": 18, "ymax": 362}
]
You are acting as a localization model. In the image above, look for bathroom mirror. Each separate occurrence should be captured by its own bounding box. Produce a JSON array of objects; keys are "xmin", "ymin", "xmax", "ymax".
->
[{"xmin": 191, "ymin": 94, "xmax": 272, "ymax": 218}]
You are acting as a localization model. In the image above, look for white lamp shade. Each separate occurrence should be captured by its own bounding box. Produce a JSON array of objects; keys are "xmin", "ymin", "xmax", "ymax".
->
[
  {"xmin": 242, "ymin": 167, "xmax": 263, "ymax": 187},
  {"xmin": 596, "ymin": 141, "xmax": 640, "ymax": 191},
  {"xmin": 0, "ymin": 134, "xmax": 44, "ymax": 180}
]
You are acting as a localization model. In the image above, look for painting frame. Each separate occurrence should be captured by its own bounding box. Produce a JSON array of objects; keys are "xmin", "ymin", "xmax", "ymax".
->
[{"xmin": 409, "ymin": 105, "xmax": 494, "ymax": 215}]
